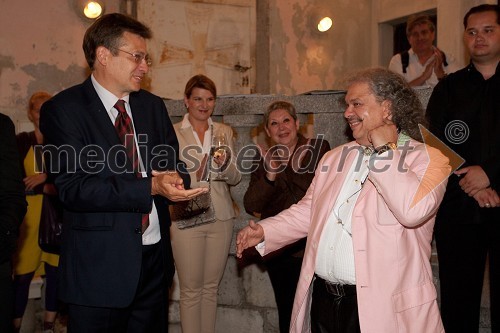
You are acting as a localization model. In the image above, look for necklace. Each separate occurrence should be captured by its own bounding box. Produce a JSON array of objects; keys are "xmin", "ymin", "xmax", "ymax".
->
[
  {"xmin": 333, "ymin": 188, "xmax": 362, "ymax": 237},
  {"xmin": 332, "ymin": 170, "xmax": 369, "ymax": 238}
]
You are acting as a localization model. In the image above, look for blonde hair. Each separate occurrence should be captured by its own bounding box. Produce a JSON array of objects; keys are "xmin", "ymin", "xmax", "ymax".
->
[{"xmin": 264, "ymin": 101, "xmax": 297, "ymax": 129}]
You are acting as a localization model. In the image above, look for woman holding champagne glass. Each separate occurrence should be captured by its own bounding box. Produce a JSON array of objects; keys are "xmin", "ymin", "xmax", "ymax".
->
[{"xmin": 171, "ymin": 74, "xmax": 241, "ymax": 333}]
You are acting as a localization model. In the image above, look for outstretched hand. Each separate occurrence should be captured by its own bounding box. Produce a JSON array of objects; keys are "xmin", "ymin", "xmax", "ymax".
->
[
  {"xmin": 236, "ymin": 220, "xmax": 265, "ymax": 258},
  {"xmin": 151, "ymin": 170, "xmax": 208, "ymax": 202}
]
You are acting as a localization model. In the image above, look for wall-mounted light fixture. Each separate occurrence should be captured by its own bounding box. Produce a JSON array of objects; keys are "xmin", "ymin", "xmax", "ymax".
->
[
  {"xmin": 308, "ymin": 6, "xmax": 334, "ymax": 36},
  {"xmin": 74, "ymin": 0, "xmax": 105, "ymax": 20},
  {"xmin": 317, "ymin": 16, "xmax": 333, "ymax": 32}
]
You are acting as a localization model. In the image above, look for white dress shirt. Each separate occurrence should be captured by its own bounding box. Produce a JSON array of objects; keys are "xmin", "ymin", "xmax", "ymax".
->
[
  {"xmin": 315, "ymin": 149, "xmax": 370, "ymax": 284},
  {"xmin": 179, "ymin": 113, "xmax": 213, "ymax": 155}
]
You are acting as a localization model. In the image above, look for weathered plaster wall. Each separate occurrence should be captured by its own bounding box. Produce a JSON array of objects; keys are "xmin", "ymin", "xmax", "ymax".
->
[
  {"xmin": 268, "ymin": 0, "xmax": 372, "ymax": 94},
  {"xmin": 0, "ymin": 0, "xmax": 120, "ymax": 129}
]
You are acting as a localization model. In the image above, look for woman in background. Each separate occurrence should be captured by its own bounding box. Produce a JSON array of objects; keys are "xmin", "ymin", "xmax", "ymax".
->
[
  {"xmin": 13, "ymin": 91, "xmax": 59, "ymax": 333},
  {"xmin": 171, "ymin": 74, "xmax": 241, "ymax": 333},
  {"xmin": 244, "ymin": 100, "xmax": 330, "ymax": 333}
]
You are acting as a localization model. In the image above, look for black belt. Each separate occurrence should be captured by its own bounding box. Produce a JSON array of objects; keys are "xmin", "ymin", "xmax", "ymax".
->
[{"xmin": 315, "ymin": 275, "xmax": 356, "ymax": 297}]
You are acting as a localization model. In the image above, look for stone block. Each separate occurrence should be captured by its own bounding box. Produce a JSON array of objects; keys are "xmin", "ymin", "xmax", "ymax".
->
[
  {"xmin": 168, "ymin": 300, "xmax": 180, "ymax": 324},
  {"xmin": 170, "ymin": 271, "xmax": 180, "ymax": 301},
  {"xmin": 168, "ymin": 323, "xmax": 182, "ymax": 333},
  {"xmin": 264, "ymin": 308, "xmax": 279, "ymax": 333},
  {"xmin": 242, "ymin": 262, "xmax": 277, "ymax": 308},
  {"xmin": 215, "ymin": 307, "xmax": 264, "ymax": 333},
  {"xmin": 218, "ymin": 257, "xmax": 244, "ymax": 306}
]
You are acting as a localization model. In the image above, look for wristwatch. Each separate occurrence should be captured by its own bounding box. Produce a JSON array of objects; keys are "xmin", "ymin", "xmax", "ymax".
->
[{"xmin": 376, "ymin": 142, "xmax": 397, "ymax": 155}]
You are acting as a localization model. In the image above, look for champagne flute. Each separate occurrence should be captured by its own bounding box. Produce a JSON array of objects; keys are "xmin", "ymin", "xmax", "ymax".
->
[{"xmin": 211, "ymin": 133, "xmax": 230, "ymax": 181}]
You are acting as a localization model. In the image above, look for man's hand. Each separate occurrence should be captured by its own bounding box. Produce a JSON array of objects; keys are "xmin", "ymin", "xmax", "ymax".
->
[
  {"xmin": 236, "ymin": 220, "xmax": 264, "ymax": 258},
  {"xmin": 422, "ymin": 59, "xmax": 436, "ymax": 80},
  {"xmin": 473, "ymin": 187, "xmax": 499, "ymax": 208},
  {"xmin": 368, "ymin": 119, "xmax": 398, "ymax": 149},
  {"xmin": 433, "ymin": 48, "xmax": 446, "ymax": 79},
  {"xmin": 455, "ymin": 165, "xmax": 490, "ymax": 196},
  {"xmin": 151, "ymin": 170, "xmax": 208, "ymax": 202}
]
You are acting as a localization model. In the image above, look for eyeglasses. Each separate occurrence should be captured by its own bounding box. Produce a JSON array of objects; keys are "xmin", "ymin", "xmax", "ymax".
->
[{"xmin": 110, "ymin": 47, "xmax": 152, "ymax": 66}]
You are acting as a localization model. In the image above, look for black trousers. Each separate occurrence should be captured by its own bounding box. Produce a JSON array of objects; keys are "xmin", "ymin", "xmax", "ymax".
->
[
  {"xmin": 436, "ymin": 219, "xmax": 500, "ymax": 333},
  {"xmin": 0, "ymin": 261, "xmax": 15, "ymax": 333},
  {"xmin": 310, "ymin": 276, "xmax": 361, "ymax": 333},
  {"xmin": 266, "ymin": 253, "xmax": 303, "ymax": 333},
  {"xmin": 67, "ymin": 243, "xmax": 167, "ymax": 333}
]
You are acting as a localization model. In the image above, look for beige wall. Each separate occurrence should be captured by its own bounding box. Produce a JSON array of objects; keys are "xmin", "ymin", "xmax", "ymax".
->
[{"xmin": 0, "ymin": 0, "xmax": 121, "ymax": 130}]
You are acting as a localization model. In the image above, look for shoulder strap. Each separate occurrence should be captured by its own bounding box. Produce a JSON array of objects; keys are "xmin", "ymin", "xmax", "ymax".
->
[
  {"xmin": 401, "ymin": 51, "xmax": 409, "ymax": 74},
  {"xmin": 440, "ymin": 50, "xmax": 448, "ymax": 67}
]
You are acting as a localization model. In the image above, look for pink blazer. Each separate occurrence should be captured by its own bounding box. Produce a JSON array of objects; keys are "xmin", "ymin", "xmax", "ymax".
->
[{"xmin": 259, "ymin": 140, "xmax": 450, "ymax": 333}]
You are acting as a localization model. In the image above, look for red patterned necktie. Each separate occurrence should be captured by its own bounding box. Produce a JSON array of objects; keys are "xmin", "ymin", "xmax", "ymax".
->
[{"xmin": 114, "ymin": 99, "xmax": 149, "ymax": 232}]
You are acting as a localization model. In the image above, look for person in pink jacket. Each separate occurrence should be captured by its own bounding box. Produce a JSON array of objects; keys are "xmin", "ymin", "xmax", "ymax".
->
[{"xmin": 236, "ymin": 68, "xmax": 451, "ymax": 333}]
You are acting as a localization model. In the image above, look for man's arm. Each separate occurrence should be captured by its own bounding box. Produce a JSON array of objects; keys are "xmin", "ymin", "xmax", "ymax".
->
[
  {"xmin": 0, "ymin": 114, "xmax": 27, "ymax": 263},
  {"xmin": 368, "ymin": 143, "xmax": 450, "ymax": 227}
]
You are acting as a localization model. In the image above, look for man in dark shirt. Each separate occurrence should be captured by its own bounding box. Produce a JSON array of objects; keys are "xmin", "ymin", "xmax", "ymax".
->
[
  {"xmin": 426, "ymin": 4, "xmax": 500, "ymax": 332},
  {"xmin": 0, "ymin": 113, "xmax": 27, "ymax": 333}
]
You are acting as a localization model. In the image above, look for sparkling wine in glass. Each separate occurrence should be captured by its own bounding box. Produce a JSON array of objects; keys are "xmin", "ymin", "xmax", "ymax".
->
[{"xmin": 211, "ymin": 133, "xmax": 230, "ymax": 181}]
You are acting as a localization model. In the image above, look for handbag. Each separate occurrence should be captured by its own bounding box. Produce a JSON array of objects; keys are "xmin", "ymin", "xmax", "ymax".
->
[
  {"xmin": 170, "ymin": 188, "xmax": 216, "ymax": 229},
  {"xmin": 38, "ymin": 194, "xmax": 63, "ymax": 254},
  {"xmin": 170, "ymin": 126, "xmax": 218, "ymax": 229}
]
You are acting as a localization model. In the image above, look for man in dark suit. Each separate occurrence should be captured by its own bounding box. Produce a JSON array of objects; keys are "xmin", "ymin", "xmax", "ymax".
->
[
  {"xmin": 40, "ymin": 13, "xmax": 207, "ymax": 332},
  {"xmin": 0, "ymin": 113, "xmax": 27, "ymax": 333},
  {"xmin": 426, "ymin": 4, "xmax": 500, "ymax": 332}
]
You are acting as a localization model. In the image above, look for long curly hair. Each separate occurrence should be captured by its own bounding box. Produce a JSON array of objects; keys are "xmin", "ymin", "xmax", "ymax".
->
[{"xmin": 344, "ymin": 68, "xmax": 426, "ymax": 142}]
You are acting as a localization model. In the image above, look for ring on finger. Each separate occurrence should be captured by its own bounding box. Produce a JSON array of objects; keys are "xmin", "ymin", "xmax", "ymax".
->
[{"xmin": 485, "ymin": 203, "xmax": 491, "ymax": 208}]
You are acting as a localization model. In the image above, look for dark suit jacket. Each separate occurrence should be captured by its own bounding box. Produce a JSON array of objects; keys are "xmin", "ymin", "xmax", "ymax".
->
[
  {"xmin": 0, "ymin": 113, "xmax": 27, "ymax": 264},
  {"xmin": 427, "ymin": 63, "xmax": 499, "ymax": 225},
  {"xmin": 40, "ymin": 77, "xmax": 189, "ymax": 308}
]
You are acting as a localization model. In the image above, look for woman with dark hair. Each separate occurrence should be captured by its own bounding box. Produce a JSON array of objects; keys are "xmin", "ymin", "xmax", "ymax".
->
[{"xmin": 171, "ymin": 74, "xmax": 241, "ymax": 333}]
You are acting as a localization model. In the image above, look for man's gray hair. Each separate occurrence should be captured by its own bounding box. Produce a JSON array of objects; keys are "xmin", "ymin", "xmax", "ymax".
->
[{"xmin": 344, "ymin": 68, "xmax": 426, "ymax": 142}]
